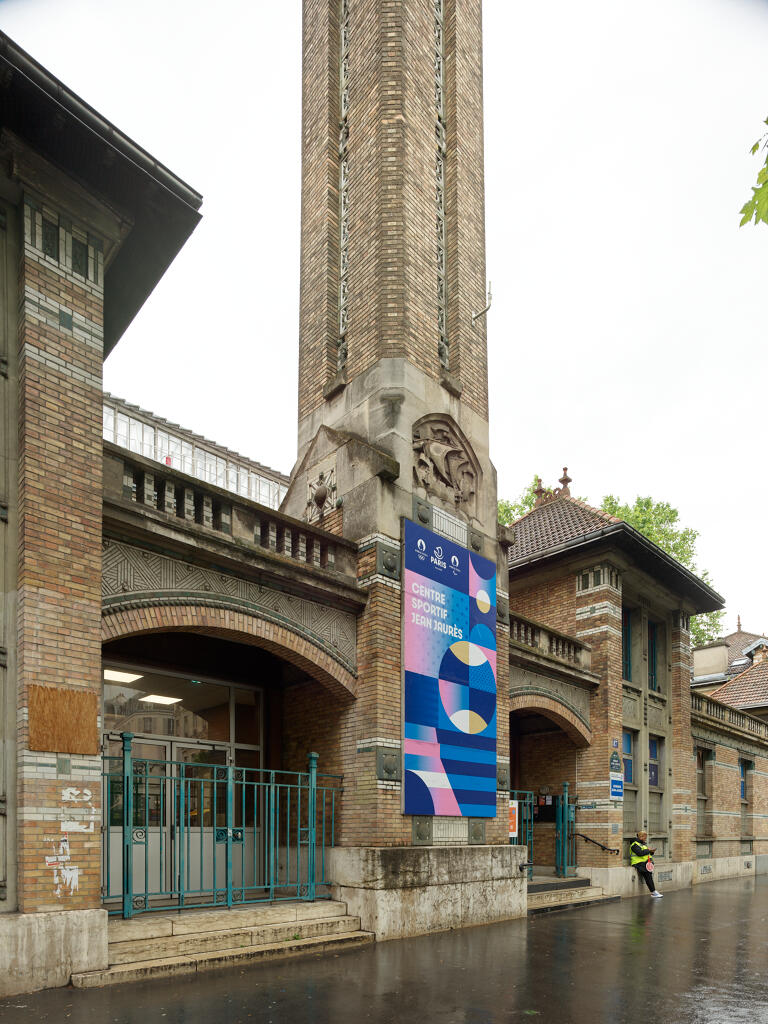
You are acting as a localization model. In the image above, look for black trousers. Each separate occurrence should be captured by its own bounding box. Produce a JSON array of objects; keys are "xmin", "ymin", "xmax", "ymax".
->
[{"xmin": 635, "ymin": 863, "xmax": 656, "ymax": 893}]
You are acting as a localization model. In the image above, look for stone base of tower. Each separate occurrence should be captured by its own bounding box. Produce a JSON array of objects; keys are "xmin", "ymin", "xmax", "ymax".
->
[{"xmin": 327, "ymin": 846, "xmax": 527, "ymax": 941}]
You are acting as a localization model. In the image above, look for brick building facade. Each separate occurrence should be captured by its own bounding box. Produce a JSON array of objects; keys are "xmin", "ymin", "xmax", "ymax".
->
[{"xmin": 1, "ymin": 2, "xmax": 766, "ymax": 999}]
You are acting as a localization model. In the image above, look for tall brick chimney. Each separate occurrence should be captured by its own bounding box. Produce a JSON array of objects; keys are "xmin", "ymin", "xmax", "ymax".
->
[{"xmin": 285, "ymin": 0, "xmax": 497, "ymax": 547}]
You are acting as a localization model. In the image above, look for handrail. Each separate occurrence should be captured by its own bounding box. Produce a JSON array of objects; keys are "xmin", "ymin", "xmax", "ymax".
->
[{"xmin": 574, "ymin": 832, "xmax": 620, "ymax": 855}]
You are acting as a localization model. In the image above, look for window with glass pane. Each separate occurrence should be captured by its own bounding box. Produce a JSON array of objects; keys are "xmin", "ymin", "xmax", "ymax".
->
[
  {"xmin": 623, "ymin": 787, "xmax": 637, "ymax": 834},
  {"xmin": 234, "ymin": 689, "xmax": 262, "ymax": 747},
  {"xmin": 593, "ymin": 569, "xmax": 601, "ymax": 587},
  {"xmin": 622, "ymin": 730, "xmax": 633, "ymax": 784},
  {"xmin": 142, "ymin": 423, "xmax": 155, "ymax": 459},
  {"xmin": 696, "ymin": 749, "xmax": 707, "ymax": 795},
  {"xmin": 648, "ymin": 622, "xmax": 658, "ymax": 691},
  {"xmin": 740, "ymin": 761, "xmax": 746, "ymax": 800},
  {"xmin": 103, "ymin": 405, "xmax": 115, "ymax": 442},
  {"xmin": 126, "ymin": 418, "xmax": 140, "ymax": 453},
  {"xmin": 648, "ymin": 736, "xmax": 661, "ymax": 788},
  {"xmin": 622, "ymin": 608, "xmax": 632, "ymax": 681},
  {"xmin": 648, "ymin": 791, "xmax": 663, "ymax": 833}
]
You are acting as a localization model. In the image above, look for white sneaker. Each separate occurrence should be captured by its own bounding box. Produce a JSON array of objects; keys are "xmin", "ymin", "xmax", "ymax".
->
[{"xmin": 651, "ymin": 891, "xmax": 663, "ymax": 898}]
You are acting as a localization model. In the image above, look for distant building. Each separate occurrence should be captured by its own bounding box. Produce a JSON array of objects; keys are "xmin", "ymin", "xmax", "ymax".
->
[
  {"xmin": 705, "ymin": 636, "xmax": 768, "ymax": 723},
  {"xmin": 692, "ymin": 618, "xmax": 768, "ymax": 694}
]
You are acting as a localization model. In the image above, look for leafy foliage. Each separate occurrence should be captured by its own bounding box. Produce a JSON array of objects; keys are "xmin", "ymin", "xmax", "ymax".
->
[
  {"xmin": 498, "ymin": 483, "xmax": 724, "ymax": 645},
  {"xmin": 739, "ymin": 116, "xmax": 768, "ymax": 227},
  {"xmin": 497, "ymin": 476, "xmax": 549, "ymax": 525},
  {"xmin": 601, "ymin": 495, "xmax": 723, "ymax": 646}
]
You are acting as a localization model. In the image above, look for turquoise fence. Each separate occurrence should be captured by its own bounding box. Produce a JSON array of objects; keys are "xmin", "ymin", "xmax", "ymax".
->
[
  {"xmin": 509, "ymin": 789, "xmax": 535, "ymax": 878},
  {"xmin": 102, "ymin": 734, "xmax": 341, "ymax": 918}
]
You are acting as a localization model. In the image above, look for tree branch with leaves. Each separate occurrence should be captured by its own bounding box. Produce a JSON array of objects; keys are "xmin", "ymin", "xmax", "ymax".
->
[
  {"xmin": 499, "ymin": 484, "xmax": 724, "ymax": 645},
  {"xmin": 739, "ymin": 116, "xmax": 768, "ymax": 227}
]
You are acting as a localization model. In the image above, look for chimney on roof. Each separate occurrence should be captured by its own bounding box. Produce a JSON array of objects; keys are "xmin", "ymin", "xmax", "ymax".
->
[
  {"xmin": 752, "ymin": 643, "xmax": 768, "ymax": 666},
  {"xmin": 533, "ymin": 476, "xmax": 547, "ymax": 507},
  {"xmin": 737, "ymin": 614, "xmax": 742, "ymax": 632},
  {"xmin": 558, "ymin": 467, "xmax": 572, "ymax": 497}
]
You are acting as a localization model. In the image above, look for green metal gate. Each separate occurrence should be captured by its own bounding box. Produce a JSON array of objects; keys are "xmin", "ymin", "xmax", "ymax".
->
[
  {"xmin": 509, "ymin": 790, "xmax": 535, "ymax": 879},
  {"xmin": 555, "ymin": 783, "xmax": 576, "ymax": 877},
  {"xmin": 102, "ymin": 733, "xmax": 341, "ymax": 918}
]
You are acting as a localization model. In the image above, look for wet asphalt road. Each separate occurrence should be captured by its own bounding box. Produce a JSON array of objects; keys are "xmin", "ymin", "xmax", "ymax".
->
[{"xmin": 2, "ymin": 875, "xmax": 767, "ymax": 1024}]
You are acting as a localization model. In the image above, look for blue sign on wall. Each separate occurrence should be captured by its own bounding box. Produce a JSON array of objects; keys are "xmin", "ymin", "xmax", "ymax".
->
[
  {"xmin": 610, "ymin": 775, "xmax": 624, "ymax": 799},
  {"xmin": 402, "ymin": 519, "xmax": 497, "ymax": 817}
]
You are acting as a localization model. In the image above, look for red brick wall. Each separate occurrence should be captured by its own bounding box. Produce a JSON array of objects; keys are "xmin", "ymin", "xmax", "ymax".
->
[{"xmin": 16, "ymin": 195, "xmax": 105, "ymax": 912}]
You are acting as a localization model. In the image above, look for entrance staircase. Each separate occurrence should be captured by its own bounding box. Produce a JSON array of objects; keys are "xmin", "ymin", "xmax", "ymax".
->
[
  {"xmin": 71, "ymin": 900, "xmax": 373, "ymax": 988},
  {"xmin": 527, "ymin": 876, "xmax": 620, "ymax": 916}
]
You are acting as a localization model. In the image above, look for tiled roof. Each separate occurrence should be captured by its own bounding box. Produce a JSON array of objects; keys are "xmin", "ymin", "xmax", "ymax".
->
[
  {"xmin": 720, "ymin": 629, "xmax": 766, "ymax": 677},
  {"xmin": 710, "ymin": 660, "xmax": 768, "ymax": 709},
  {"xmin": 508, "ymin": 497, "xmax": 622, "ymax": 563}
]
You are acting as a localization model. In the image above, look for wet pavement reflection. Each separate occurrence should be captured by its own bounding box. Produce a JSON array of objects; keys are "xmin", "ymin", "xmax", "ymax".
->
[{"xmin": 2, "ymin": 876, "xmax": 768, "ymax": 1024}]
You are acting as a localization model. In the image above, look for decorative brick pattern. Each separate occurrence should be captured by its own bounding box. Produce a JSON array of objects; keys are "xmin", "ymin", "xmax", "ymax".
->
[{"xmin": 102, "ymin": 604, "xmax": 358, "ymax": 702}]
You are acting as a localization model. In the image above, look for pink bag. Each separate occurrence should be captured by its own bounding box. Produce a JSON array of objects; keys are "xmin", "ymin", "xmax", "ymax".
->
[{"xmin": 647, "ymin": 860, "xmax": 654, "ymax": 871}]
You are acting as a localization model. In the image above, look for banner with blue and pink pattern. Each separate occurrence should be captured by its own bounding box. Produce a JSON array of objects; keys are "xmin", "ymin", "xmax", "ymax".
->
[{"xmin": 403, "ymin": 519, "xmax": 497, "ymax": 817}]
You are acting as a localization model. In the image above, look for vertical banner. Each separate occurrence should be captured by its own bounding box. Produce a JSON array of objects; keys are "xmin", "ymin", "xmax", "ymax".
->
[
  {"xmin": 402, "ymin": 519, "xmax": 497, "ymax": 817},
  {"xmin": 509, "ymin": 800, "xmax": 519, "ymax": 840}
]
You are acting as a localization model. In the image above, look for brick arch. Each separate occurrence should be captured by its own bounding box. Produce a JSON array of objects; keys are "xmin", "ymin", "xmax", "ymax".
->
[
  {"xmin": 102, "ymin": 603, "xmax": 358, "ymax": 701},
  {"xmin": 509, "ymin": 693, "xmax": 592, "ymax": 748}
]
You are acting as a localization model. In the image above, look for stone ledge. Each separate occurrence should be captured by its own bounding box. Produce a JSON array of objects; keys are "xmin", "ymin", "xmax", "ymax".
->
[{"xmin": 0, "ymin": 908, "xmax": 108, "ymax": 998}]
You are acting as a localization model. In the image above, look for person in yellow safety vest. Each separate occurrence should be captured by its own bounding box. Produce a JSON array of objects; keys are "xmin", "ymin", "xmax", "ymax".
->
[{"xmin": 630, "ymin": 830, "xmax": 663, "ymax": 897}]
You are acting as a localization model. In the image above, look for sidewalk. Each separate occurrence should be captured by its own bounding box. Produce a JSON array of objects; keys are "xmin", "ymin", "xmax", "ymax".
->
[{"xmin": 1, "ymin": 876, "xmax": 767, "ymax": 1023}]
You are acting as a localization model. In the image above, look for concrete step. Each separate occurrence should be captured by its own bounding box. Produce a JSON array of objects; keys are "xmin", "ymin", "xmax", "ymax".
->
[
  {"xmin": 72, "ymin": 929, "xmax": 374, "ymax": 988},
  {"xmin": 109, "ymin": 913, "xmax": 363, "ymax": 965},
  {"xmin": 107, "ymin": 899, "xmax": 348, "ymax": 943},
  {"xmin": 527, "ymin": 886, "xmax": 620, "ymax": 916},
  {"xmin": 528, "ymin": 877, "xmax": 591, "ymax": 894}
]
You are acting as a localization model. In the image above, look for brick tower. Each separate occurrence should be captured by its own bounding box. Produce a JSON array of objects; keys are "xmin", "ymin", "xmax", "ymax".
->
[
  {"xmin": 283, "ymin": 1, "xmax": 520, "ymax": 936},
  {"xmin": 286, "ymin": 0, "xmax": 497, "ymax": 544}
]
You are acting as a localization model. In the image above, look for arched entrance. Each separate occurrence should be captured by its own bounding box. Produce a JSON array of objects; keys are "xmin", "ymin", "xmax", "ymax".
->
[
  {"xmin": 100, "ymin": 604, "xmax": 355, "ymax": 916},
  {"xmin": 509, "ymin": 695, "xmax": 591, "ymax": 874}
]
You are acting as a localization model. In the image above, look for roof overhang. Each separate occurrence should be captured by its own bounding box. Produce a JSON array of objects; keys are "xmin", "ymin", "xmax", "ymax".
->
[
  {"xmin": 509, "ymin": 521, "xmax": 724, "ymax": 614},
  {"xmin": 0, "ymin": 32, "xmax": 202, "ymax": 356}
]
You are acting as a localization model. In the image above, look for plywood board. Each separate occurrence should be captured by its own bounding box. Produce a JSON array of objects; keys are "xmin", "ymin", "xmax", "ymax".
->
[{"xmin": 28, "ymin": 685, "xmax": 99, "ymax": 754}]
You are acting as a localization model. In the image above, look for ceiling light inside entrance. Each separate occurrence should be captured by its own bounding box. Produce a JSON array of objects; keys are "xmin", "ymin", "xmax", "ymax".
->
[
  {"xmin": 139, "ymin": 695, "xmax": 182, "ymax": 705},
  {"xmin": 104, "ymin": 669, "xmax": 144, "ymax": 684}
]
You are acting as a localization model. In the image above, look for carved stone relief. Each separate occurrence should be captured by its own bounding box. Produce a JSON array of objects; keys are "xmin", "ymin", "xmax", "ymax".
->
[
  {"xmin": 102, "ymin": 540, "xmax": 356, "ymax": 672},
  {"xmin": 306, "ymin": 460, "xmax": 337, "ymax": 524},
  {"xmin": 412, "ymin": 415, "xmax": 480, "ymax": 520}
]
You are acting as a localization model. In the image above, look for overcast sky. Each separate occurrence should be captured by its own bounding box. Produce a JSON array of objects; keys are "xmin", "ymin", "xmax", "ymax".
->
[{"xmin": 2, "ymin": 0, "xmax": 767, "ymax": 636}]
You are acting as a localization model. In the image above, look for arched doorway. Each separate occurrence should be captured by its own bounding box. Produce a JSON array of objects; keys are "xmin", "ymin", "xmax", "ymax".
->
[
  {"xmin": 509, "ymin": 696, "xmax": 591, "ymax": 873},
  {"xmin": 100, "ymin": 606, "xmax": 356, "ymax": 916}
]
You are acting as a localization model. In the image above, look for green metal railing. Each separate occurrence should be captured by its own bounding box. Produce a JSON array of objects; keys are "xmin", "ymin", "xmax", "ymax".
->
[
  {"xmin": 555, "ymin": 783, "xmax": 576, "ymax": 877},
  {"xmin": 509, "ymin": 790, "xmax": 535, "ymax": 879},
  {"xmin": 102, "ymin": 734, "xmax": 341, "ymax": 918}
]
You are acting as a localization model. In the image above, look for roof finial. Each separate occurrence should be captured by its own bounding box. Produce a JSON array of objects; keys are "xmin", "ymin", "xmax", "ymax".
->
[
  {"xmin": 558, "ymin": 467, "xmax": 572, "ymax": 497},
  {"xmin": 737, "ymin": 613, "xmax": 742, "ymax": 632},
  {"xmin": 533, "ymin": 476, "xmax": 547, "ymax": 507}
]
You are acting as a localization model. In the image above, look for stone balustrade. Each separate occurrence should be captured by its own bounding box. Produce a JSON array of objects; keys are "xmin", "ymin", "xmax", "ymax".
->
[
  {"xmin": 509, "ymin": 612, "xmax": 591, "ymax": 672},
  {"xmin": 104, "ymin": 443, "xmax": 357, "ymax": 581},
  {"xmin": 691, "ymin": 691, "xmax": 768, "ymax": 742}
]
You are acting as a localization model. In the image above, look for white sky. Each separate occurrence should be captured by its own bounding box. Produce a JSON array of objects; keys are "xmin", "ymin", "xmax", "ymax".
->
[{"xmin": 2, "ymin": 0, "xmax": 767, "ymax": 635}]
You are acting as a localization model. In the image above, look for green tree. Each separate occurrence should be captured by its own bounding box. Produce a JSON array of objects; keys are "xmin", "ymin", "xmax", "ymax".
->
[
  {"xmin": 497, "ymin": 476, "xmax": 548, "ymax": 525},
  {"xmin": 600, "ymin": 495, "xmax": 723, "ymax": 646},
  {"xmin": 739, "ymin": 116, "xmax": 768, "ymax": 227},
  {"xmin": 498, "ymin": 483, "xmax": 724, "ymax": 645}
]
